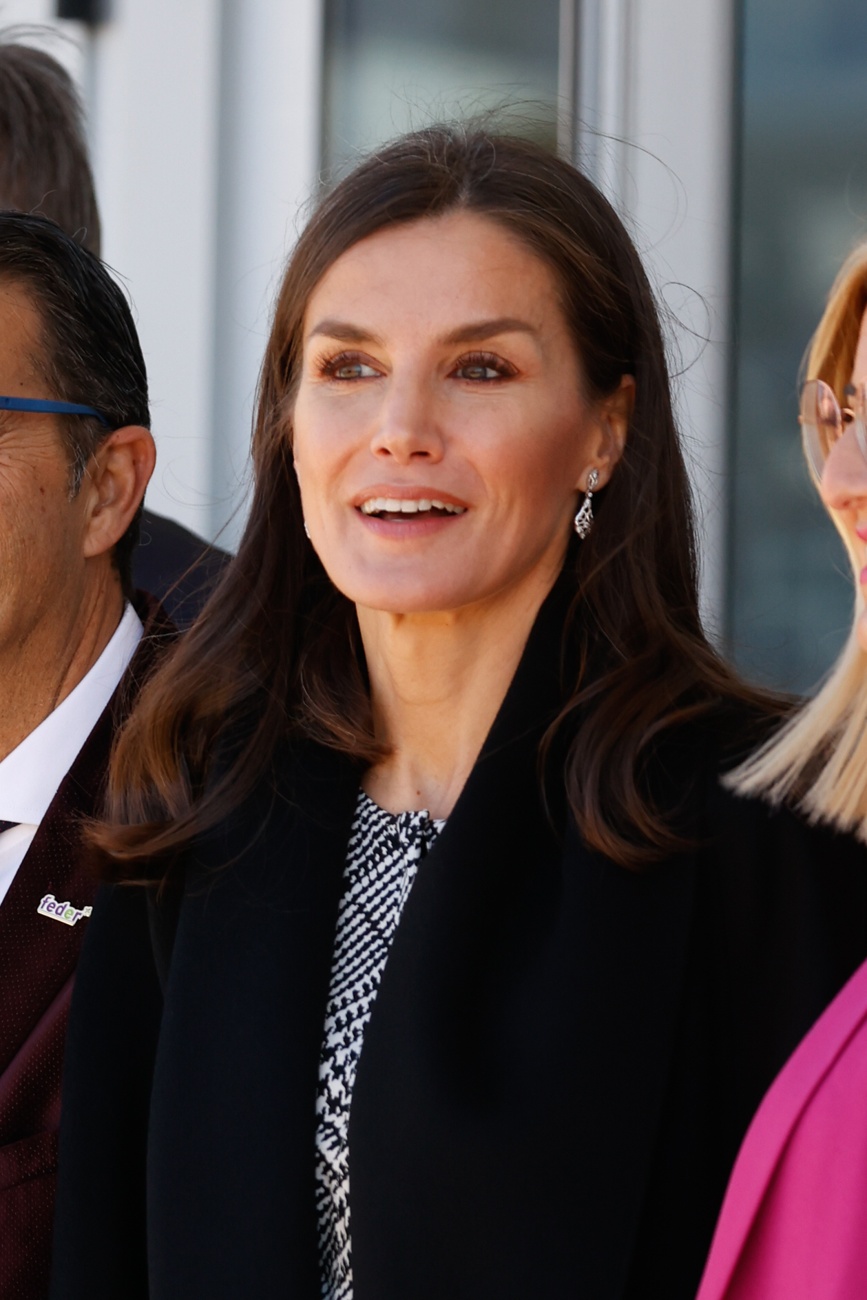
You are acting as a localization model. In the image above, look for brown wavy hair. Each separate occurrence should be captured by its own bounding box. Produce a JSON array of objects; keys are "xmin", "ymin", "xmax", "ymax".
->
[{"xmin": 96, "ymin": 124, "xmax": 779, "ymax": 876}]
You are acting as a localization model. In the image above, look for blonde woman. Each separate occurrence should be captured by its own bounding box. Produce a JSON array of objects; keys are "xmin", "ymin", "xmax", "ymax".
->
[{"xmin": 697, "ymin": 241, "xmax": 867, "ymax": 1300}]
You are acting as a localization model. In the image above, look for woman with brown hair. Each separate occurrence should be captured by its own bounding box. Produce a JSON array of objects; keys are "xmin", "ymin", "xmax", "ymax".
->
[
  {"xmin": 695, "ymin": 241, "xmax": 867, "ymax": 1300},
  {"xmin": 51, "ymin": 128, "xmax": 867, "ymax": 1300}
]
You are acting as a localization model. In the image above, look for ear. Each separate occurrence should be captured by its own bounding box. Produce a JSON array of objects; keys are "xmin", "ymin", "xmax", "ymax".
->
[
  {"xmin": 577, "ymin": 375, "xmax": 634, "ymax": 491},
  {"xmin": 81, "ymin": 425, "xmax": 156, "ymax": 560}
]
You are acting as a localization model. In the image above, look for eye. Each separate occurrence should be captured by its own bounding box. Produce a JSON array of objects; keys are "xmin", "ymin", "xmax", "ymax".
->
[
  {"xmin": 320, "ymin": 351, "xmax": 380, "ymax": 381},
  {"xmin": 842, "ymin": 383, "xmax": 863, "ymax": 428},
  {"xmin": 452, "ymin": 351, "xmax": 516, "ymax": 382}
]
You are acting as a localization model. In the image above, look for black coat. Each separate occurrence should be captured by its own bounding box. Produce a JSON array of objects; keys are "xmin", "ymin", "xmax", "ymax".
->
[
  {"xmin": 133, "ymin": 510, "xmax": 229, "ymax": 630},
  {"xmin": 51, "ymin": 599, "xmax": 867, "ymax": 1300}
]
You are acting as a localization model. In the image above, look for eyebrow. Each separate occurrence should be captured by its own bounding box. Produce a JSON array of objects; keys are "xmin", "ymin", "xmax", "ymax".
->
[
  {"xmin": 306, "ymin": 320, "xmax": 384, "ymax": 347},
  {"xmin": 306, "ymin": 316, "xmax": 540, "ymax": 347},
  {"xmin": 441, "ymin": 318, "xmax": 540, "ymax": 346}
]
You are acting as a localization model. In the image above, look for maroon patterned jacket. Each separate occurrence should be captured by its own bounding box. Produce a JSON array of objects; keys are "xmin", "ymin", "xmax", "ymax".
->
[{"xmin": 0, "ymin": 600, "xmax": 170, "ymax": 1298}]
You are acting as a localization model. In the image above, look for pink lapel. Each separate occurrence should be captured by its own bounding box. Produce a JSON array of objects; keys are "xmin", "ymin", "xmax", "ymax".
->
[{"xmin": 696, "ymin": 956, "xmax": 867, "ymax": 1299}]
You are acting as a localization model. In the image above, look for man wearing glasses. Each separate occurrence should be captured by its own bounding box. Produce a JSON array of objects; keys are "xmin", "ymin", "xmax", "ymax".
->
[{"xmin": 0, "ymin": 212, "xmax": 160, "ymax": 1297}]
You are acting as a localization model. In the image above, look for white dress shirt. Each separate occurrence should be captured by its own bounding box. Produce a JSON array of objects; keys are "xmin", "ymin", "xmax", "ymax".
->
[{"xmin": 0, "ymin": 603, "xmax": 143, "ymax": 908}]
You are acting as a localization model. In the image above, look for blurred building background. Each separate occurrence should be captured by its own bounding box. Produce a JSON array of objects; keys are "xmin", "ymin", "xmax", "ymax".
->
[{"xmin": 2, "ymin": 0, "xmax": 866, "ymax": 692}]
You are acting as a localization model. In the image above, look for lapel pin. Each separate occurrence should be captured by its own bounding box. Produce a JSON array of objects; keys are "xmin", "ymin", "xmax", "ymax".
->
[{"xmin": 37, "ymin": 893, "xmax": 93, "ymax": 927}]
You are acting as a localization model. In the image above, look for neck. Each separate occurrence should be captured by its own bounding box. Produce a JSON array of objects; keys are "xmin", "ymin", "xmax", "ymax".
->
[
  {"xmin": 358, "ymin": 578, "xmax": 554, "ymax": 820},
  {"xmin": 0, "ymin": 572, "xmax": 125, "ymax": 761}
]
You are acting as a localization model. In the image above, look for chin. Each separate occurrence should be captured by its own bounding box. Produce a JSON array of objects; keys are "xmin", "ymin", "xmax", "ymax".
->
[
  {"xmin": 352, "ymin": 588, "xmax": 468, "ymax": 617},
  {"xmin": 327, "ymin": 565, "xmax": 477, "ymax": 616}
]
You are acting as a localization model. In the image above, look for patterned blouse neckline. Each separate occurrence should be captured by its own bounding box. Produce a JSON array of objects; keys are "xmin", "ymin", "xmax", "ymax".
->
[
  {"xmin": 356, "ymin": 788, "xmax": 447, "ymax": 838},
  {"xmin": 315, "ymin": 787, "xmax": 446, "ymax": 1299}
]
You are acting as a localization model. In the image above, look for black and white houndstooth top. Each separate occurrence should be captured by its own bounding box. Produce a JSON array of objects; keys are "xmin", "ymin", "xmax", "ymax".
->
[{"xmin": 315, "ymin": 789, "xmax": 445, "ymax": 1300}]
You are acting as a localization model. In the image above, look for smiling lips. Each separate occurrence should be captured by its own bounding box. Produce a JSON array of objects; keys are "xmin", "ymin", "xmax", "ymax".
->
[{"xmin": 358, "ymin": 496, "xmax": 466, "ymax": 519}]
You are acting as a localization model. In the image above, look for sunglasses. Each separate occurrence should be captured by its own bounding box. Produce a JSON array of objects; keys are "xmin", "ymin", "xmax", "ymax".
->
[{"xmin": 799, "ymin": 378, "xmax": 867, "ymax": 482}]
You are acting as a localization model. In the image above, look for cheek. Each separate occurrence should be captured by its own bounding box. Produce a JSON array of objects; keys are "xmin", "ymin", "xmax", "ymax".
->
[
  {"xmin": 819, "ymin": 435, "xmax": 867, "ymax": 508},
  {"xmin": 290, "ymin": 429, "xmax": 322, "ymax": 510},
  {"xmin": 0, "ymin": 471, "xmax": 83, "ymax": 573},
  {"xmin": 0, "ymin": 512, "xmax": 61, "ymax": 621},
  {"xmin": 292, "ymin": 403, "xmax": 351, "ymax": 488},
  {"xmin": 858, "ymin": 609, "xmax": 867, "ymax": 655},
  {"xmin": 0, "ymin": 473, "xmax": 49, "ymax": 549},
  {"xmin": 500, "ymin": 412, "xmax": 586, "ymax": 503}
]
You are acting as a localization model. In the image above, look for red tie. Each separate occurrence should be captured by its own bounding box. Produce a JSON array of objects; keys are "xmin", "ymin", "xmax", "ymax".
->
[{"xmin": 0, "ymin": 821, "xmax": 18, "ymax": 834}]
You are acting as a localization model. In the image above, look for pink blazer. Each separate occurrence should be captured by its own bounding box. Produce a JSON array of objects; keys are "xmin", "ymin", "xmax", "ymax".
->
[{"xmin": 696, "ymin": 956, "xmax": 867, "ymax": 1299}]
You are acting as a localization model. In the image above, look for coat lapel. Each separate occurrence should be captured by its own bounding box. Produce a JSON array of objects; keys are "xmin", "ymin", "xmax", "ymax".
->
[
  {"xmin": 0, "ymin": 707, "xmax": 111, "ymax": 1081},
  {"xmin": 0, "ymin": 598, "xmax": 171, "ymax": 1083},
  {"xmin": 146, "ymin": 740, "xmax": 361, "ymax": 1298},
  {"xmin": 696, "ymin": 957, "xmax": 867, "ymax": 1300},
  {"xmin": 349, "ymin": 592, "xmax": 698, "ymax": 1298}
]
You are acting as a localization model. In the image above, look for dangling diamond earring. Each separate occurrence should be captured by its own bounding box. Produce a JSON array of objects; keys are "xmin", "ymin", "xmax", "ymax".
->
[
  {"xmin": 573, "ymin": 468, "xmax": 599, "ymax": 538},
  {"xmin": 303, "ymin": 520, "xmax": 310, "ymax": 539}
]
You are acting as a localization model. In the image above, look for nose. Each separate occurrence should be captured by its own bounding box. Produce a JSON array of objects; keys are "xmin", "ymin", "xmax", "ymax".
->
[
  {"xmin": 819, "ymin": 425, "xmax": 867, "ymax": 514},
  {"xmin": 369, "ymin": 373, "xmax": 444, "ymax": 464}
]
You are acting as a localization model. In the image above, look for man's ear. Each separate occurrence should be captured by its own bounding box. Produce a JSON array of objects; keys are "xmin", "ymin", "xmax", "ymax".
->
[{"xmin": 81, "ymin": 425, "xmax": 156, "ymax": 560}]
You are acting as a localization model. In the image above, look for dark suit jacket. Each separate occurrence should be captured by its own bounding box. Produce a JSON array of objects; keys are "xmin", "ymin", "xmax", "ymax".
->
[
  {"xmin": 133, "ymin": 509, "xmax": 229, "ymax": 629},
  {"xmin": 0, "ymin": 600, "xmax": 171, "ymax": 1299},
  {"xmin": 51, "ymin": 595, "xmax": 867, "ymax": 1300}
]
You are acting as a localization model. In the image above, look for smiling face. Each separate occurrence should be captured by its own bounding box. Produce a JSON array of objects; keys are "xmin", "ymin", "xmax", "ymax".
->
[
  {"xmin": 291, "ymin": 211, "xmax": 628, "ymax": 622},
  {"xmin": 820, "ymin": 303, "xmax": 867, "ymax": 650}
]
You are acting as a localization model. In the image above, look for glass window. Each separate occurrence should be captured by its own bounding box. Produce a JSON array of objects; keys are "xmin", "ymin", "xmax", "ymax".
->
[
  {"xmin": 322, "ymin": 0, "xmax": 560, "ymax": 176},
  {"xmin": 728, "ymin": 0, "xmax": 867, "ymax": 691}
]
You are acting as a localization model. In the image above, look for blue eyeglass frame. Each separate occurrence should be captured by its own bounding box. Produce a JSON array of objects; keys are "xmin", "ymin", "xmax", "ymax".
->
[{"xmin": 0, "ymin": 394, "xmax": 111, "ymax": 428}]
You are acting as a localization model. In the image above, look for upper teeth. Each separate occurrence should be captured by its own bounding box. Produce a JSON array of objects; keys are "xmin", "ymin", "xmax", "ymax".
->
[{"xmin": 359, "ymin": 497, "xmax": 466, "ymax": 515}]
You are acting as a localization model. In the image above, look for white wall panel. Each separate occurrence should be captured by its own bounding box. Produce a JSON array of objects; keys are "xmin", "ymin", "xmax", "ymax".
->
[
  {"xmin": 575, "ymin": 0, "xmax": 735, "ymax": 631},
  {"xmin": 210, "ymin": 0, "xmax": 323, "ymax": 549},
  {"xmin": 90, "ymin": 0, "xmax": 221, "ymax": 540}
]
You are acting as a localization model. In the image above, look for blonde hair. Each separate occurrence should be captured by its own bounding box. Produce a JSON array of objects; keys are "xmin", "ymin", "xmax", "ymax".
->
[{"xmin": 731, "ymin": 239, "xmax": 867, "ymax": 839}]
